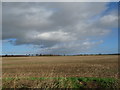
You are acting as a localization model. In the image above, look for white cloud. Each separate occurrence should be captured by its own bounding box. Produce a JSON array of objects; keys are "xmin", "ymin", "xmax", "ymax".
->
[
  {"xmin": 2, "ymin": 2, "xmax": 117, "ymax": 54},
  {"xmin": 29, "ymin": 30, "xmax": 75, "ymax": 42},
  {"xmin": 100, "ymin": 14, "xmax": 118, "ymax": 27}
]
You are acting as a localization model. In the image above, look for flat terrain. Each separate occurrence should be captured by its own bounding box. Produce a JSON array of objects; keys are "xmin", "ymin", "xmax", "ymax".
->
[
  {"xmin": 2, "ymin": 55, "xmax": 119, "ymax": 88},
  {"xmin": 3, "ymin": 55, "xmax": 118, "ymax": 78}
]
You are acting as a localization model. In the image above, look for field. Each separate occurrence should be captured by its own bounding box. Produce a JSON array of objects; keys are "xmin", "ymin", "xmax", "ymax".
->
[{"xmin": 2, "ymin": 55, "xmax": 119, "ymax": 88}]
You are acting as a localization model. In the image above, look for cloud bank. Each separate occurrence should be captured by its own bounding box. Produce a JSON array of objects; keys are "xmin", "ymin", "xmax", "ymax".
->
[{"xmin": 2, "ymin": 2, "xmax": 118, "ymax": 54}]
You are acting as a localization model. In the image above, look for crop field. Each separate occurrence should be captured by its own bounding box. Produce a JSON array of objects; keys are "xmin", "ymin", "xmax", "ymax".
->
[{"xmin": 2, "ymin": 55, "xmax": 119, "ymax": 88}]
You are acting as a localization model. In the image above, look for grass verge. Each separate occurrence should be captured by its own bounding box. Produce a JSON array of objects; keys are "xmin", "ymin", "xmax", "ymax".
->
[{"xmin": 2, "ymin": 77, "xmax": 119, "ymax": 88}]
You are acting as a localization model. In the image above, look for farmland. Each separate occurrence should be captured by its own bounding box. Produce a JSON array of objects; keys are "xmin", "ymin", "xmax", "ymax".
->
[{"xmin": 2, "ymin": 55, "xmax": 119, "ymax": 88}]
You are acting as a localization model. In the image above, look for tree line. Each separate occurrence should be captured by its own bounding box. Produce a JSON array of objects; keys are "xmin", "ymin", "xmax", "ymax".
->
[{"xmin": 1, "ymin": 53, "xmax": 120, "ymax": 57}]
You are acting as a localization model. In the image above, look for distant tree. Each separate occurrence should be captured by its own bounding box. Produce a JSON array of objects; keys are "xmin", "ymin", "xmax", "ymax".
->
[
  {"xmin": 98, "ymin": 53, "xmax": 102, "ymax": 55},
  {"xmin": 36, "ymin": 54, "xmax": 39, "ymax": 56},
  {"xmin": 39, "ymin": 54, "xmax": 42, "ymax": 56}
]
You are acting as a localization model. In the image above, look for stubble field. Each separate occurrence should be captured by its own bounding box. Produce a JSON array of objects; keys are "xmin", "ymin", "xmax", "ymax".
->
[{"xmin": 2, "ymin": 55, "xmax": 119, "ymax": 88}]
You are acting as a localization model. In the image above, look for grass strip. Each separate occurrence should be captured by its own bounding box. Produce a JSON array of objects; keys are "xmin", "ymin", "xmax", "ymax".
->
[{"xmin": 2, "ymin": 77, "xmax": 119, "ymax": 88}]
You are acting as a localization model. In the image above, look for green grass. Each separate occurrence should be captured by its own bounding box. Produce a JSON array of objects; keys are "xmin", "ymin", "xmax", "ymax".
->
[{"xmin": 2, "ymin": 77, "xmax": 119, "ymax": 88}]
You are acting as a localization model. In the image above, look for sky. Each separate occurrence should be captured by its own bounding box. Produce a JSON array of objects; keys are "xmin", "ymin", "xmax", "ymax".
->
[{"xmin": 2, "ymin": 2, "xmax": 118, "ymax": 55}]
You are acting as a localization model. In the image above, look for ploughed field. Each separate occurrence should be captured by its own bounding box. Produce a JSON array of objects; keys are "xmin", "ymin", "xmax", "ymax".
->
[{"xmin": 2, "ymin": 55, "xmax": 119, "ymax": 88}]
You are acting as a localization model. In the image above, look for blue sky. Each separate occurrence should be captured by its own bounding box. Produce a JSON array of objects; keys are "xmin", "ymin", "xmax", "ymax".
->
[{"xmin": 2, "ymin": 2, "xmax": 118, "ymax": 55}]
